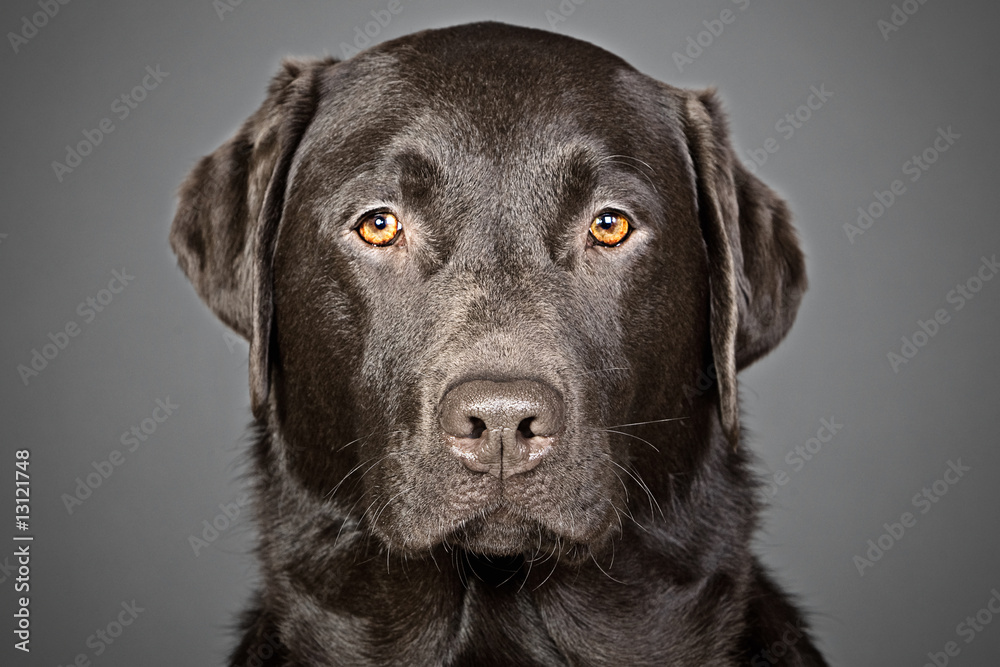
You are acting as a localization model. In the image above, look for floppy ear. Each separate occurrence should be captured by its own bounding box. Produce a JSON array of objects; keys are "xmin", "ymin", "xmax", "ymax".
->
[
  {"xmin": 170, "ymin": 57, "xmax": 333, "ymax": 419},
  {"xmin": 681, "ymin": 89, "xmax": 807, "ymax": 445}
]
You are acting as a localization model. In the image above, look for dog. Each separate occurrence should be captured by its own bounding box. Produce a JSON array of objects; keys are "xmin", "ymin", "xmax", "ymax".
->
[{"xmin": 170, "ymin": 22, "xmax": 827, "ymax": 666}]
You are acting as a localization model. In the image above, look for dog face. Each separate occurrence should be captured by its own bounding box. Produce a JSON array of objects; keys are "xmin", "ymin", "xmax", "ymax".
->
[{"xmin": 171, "ymin": 23, "xmax": 805, "ymax": 562}]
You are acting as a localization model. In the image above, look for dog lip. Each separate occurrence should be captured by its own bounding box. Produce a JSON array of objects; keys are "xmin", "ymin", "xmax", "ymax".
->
[{"xmin": 443, "ymin": 432, "xmax": 554, "ymax": 476}]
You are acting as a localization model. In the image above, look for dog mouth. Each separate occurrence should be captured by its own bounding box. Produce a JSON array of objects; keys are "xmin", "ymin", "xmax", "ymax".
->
[
  {"xmin": 441, "ymin": 501, "xmax": 607, "ymax": 561},
  {"xmin": 361, "ymin": 400, "xmax": 623, "ymax": 558}
]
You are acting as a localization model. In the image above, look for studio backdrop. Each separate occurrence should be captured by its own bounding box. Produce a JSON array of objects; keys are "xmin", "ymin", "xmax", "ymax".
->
[{"xmin": 2, "ymin": 0, "xmax": 998, "ymax": 665}]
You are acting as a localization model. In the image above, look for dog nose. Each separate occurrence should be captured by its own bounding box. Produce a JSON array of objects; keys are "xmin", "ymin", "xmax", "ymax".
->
[{"xmin": 439, "ymin": 379, "xmax": 564, "ymax": 478}]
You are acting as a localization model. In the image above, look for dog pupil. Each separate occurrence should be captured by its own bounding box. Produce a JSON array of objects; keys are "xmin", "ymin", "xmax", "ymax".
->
[{"xmin": 374, "ymin": 216, "xmax": 387, "ymax": 230}]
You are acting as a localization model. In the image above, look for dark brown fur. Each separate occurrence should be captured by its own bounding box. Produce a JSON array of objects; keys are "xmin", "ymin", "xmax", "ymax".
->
[{"xmin": 171, "ymin": 22, "xmax": 826, "ymax": 666}]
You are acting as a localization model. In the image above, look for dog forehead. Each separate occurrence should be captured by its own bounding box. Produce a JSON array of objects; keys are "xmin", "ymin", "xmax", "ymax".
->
[
  {"xmin": 376, "ymin": 21, "xmax": 637, "ymax": 88},
  {"xmin": 296, "ymin": 28, "xmax": 683, "ymax": 213},
  {"xmin": 309, "ymin": 23, "xmax": 659, "ymax": 150}
]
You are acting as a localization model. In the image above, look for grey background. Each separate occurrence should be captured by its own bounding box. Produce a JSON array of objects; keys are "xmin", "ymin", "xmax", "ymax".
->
[{"xmin": 2, "ymin": 0, "xmax": 998, "ymax": 665}]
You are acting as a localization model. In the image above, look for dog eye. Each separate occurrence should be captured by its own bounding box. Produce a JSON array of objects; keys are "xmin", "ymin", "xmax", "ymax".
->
[
  {"xmin": 356, "ymin": 211, "xmax": 402, "ymax": 246},
  {"xmin": 589, "ymin": 212, "xmax": 631, "ymax": 247}
]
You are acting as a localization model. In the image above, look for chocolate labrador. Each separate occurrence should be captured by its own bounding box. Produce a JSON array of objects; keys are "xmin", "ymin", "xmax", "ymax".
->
[{"xmin": 171, "ymin": 21, "xmax": 827, "ymax": 667}]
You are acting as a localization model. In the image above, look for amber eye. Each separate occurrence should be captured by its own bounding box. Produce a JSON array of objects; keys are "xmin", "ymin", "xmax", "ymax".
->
[
  {"xmin": 589, "ymin": 212, "xmax": 630, "ymax": 246},
  {"xmin": 357, "ymin": 211, "xmax": 401, "ymax": 246}
]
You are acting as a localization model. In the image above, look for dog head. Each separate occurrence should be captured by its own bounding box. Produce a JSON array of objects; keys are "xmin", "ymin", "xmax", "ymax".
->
[{"xmin": 170, "ymin": 23, "xmax": 805, "ymax": 561}]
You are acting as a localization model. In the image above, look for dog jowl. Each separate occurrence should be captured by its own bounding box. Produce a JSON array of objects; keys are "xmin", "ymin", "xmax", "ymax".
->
[{"xmin": 170, "ymin": 22, "xmax": 825, "ymax": 667}]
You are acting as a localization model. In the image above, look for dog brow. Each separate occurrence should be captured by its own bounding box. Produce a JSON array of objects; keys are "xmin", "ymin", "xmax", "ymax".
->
[{"xmin": 393, "ymin": 149, "xmax": 444, "ymax": 209}]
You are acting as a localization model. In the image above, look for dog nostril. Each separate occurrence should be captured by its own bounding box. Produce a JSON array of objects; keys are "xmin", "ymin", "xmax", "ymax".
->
[
  {"xmin": 469, "ymin": 417, "xmax": 487, "ymax": 439},
  {"xmin": 439, "ymin": 379, "xmax": 564, "ymax": 478}
]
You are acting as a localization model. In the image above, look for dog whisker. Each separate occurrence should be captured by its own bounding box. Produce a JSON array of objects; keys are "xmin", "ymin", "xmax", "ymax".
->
[
  {"xmin": 602, "ymin": 416, "xmax": 689, "ymax": 429},
  {"xmin": 496, "ymin": 560, "xmax": 524, "ymax": 588},
  {"xmin": 599, "ymin": 476, "xmax": 648, "ymax": 534},
  {"xmin": 428, "ymin": 547, "xmax": 441, "ymax": 573},
  {"xmin": 332, "ymin": 494, "xmax": 368, "ymax": 552},
  {"xmin": 371, "ymin": 487, "xmax": 409, "ymax": 529},
  {"xmin": 607, "ymin": 530, "xmax": 617, "ymax": 572},
  {"xmin": 590, "ymin": 550, "xmax": 624, "ymax": 585},
  {"xmin": 577, "ymin": 365, "xmax": 631, "ymax": 377},
  {"xmin": 358, "ymin": 495, "xmax": 384, "ymax": 530},
  {"xmin": 336, "ymin": 429, "xmax": 407, "ymax": 452},
  {"xmin": 335, "ymin": 434, "xmax": 367, "ymax": 452},
  {"xmin": 601, "ymin": 427, "xmax": 661, "ymax": 453},
  {"xmin": 516, "ymin": 531, "xmax": 541, "ymax": 594},
  {"xmin": 608, "ymin": 499, "xmax": 625, "ymax": 535},
  {"xmin": 533, "ymin": 538, "xmax": 562, "ymax": 591},
  {"xmin": 602, "ymin": 462, "xmax": 630, "ymax": 505},
  {"xmin": 324, "ymin": 454, "xmax": 392, "ymax": 500},
  {"xmin": 607, "ymin": 458, "xmax": 664, "ymax": 521}
]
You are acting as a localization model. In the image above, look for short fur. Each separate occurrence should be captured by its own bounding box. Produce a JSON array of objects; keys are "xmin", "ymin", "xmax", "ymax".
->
[{"xmin": 171, "ymin": 22, "xmax": 826, "ymax": 666}]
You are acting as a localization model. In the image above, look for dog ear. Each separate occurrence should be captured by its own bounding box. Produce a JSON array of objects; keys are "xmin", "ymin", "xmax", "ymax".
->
[
  {"xmin": 681, "ymin": 89, "xmax": 807, "ymax": 445},
  {"xmin": 170, "ymin": 57, "xmax": 332, "ymax": 419}
]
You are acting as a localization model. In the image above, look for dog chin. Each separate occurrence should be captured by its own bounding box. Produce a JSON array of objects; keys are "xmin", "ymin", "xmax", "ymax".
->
[{"xmin": 445, "ymin": 505, "xmax": 606, "ymax": 561}]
